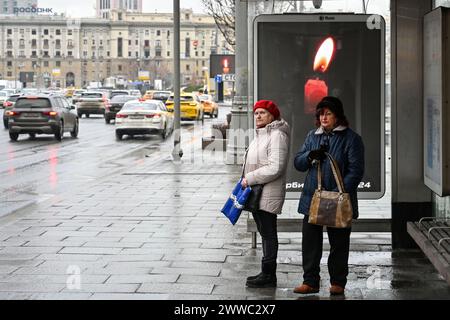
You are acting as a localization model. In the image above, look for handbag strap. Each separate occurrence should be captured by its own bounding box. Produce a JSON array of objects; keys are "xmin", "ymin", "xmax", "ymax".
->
[
  {"xmin": 241, "ymin": 147, "xmax": 249, "ymax": 178},
  {"xmin": 316, "ymin": 152, "xmax": 346, "ymax": 193}
]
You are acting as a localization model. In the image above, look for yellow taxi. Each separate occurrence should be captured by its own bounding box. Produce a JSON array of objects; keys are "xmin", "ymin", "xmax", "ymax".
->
[
  {"xmin": 165, "ymin": 93, "xmax": 203, "ymax": 121},
  {"xmin": 198, "ymin": 94, "xmax": 218, "ymax": 118}
]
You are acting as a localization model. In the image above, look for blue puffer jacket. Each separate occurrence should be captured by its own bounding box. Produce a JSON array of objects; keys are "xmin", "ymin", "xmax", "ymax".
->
[{"xmin": 294, "ymin": 126, "xmax": 365, "ymax": 219}]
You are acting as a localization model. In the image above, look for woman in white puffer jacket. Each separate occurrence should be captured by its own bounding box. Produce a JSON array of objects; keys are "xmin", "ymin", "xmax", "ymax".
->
[{"xmin": 242, "ymin": 100, "xmax": 290, "ymax": 288}]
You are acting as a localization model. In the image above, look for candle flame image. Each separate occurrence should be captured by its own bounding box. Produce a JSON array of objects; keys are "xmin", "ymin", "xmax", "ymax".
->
[
  {"xmin": 222, "ymin": 58, "xmax": 230, "ymax": 73},
  {"xmin": 313, "ymin": 37, "xmax": 335, "ymax": 73}
]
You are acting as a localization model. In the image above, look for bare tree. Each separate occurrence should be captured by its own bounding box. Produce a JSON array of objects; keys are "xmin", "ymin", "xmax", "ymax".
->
[
  {"xmin": 201, "ymin": 1, "xmax": 305, "ymax": 50},
  {"xmin": 201, "ymin": 0, "xmax": 235, "ymax": 48}
]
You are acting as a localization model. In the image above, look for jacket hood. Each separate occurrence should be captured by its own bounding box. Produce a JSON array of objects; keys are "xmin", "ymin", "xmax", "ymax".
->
[{"xmin": 258, "ymin": 118, "xmax": 290, "ymax": 136}]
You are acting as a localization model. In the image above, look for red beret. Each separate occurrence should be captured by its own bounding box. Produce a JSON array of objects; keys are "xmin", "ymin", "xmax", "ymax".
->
[{"xmin": 253, "ymin": 100, "xmax": 280, "ymax": 120}]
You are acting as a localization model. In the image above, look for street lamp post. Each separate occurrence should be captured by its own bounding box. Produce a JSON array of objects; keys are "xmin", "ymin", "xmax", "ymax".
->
[
  {"xmin": 172, "ymin": 0, "xmax": 183, "ymax": 160},
  {"xmin": 202, "ymin": 66, "xmax": 209, "ymax": 93}
]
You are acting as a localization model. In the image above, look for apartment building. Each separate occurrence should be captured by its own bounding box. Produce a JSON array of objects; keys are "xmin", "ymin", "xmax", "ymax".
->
[{"xmin": 0, "ymin": 9, "xmax": 232, "ymax": 88}]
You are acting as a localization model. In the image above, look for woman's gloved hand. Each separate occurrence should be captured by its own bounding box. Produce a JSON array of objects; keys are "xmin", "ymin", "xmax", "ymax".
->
[{"xmin": 308, "ymin": 148, "xmax": 326, "ymax": 163}]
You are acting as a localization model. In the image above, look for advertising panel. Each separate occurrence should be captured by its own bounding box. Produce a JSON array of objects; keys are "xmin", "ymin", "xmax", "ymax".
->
[{"xmin": 254, "ymin": 14, "xmax": 385, "ymax": 199}]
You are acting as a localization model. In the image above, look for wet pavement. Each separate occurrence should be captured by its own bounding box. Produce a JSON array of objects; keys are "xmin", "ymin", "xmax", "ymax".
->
[{"xmin": 0, "ymin": 106, "xmax": 450, "ymax": 299}]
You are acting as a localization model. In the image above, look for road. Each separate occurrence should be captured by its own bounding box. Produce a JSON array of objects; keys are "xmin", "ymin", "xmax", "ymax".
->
[{"xmin": 0, "ymin": 104, "xmax": 231, "ymax": 218}]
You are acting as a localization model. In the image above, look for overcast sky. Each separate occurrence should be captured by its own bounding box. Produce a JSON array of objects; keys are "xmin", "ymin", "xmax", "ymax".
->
[
  {"xmin": 38, "ymin": 0, "xmax": 389, "ymax": 18},
  {"xmin": 39, "ymin": 0, "xmax": 207, "ymax": 17}
]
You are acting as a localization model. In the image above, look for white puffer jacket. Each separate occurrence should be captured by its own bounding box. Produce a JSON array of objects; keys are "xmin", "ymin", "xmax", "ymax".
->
[{"xmin": 243, "ymin": 119, "xmax": 290, "ymax": 214}]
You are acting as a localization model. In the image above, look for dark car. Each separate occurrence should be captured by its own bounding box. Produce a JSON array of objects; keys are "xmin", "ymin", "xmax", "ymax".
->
[
  {"xmin": 3, "ymin": 93, "xmax": 22, "ymax": 129},
  {"xmin": 7, "ymin": 94, "xmax": 79, "ymax": 141},
  {"xmin": 104, "ymin": 95, "xmax": 140, "ymax": 124},
  {"xmin": 151, "ymin": 91, "xmax": 171, "ymax": 103}
]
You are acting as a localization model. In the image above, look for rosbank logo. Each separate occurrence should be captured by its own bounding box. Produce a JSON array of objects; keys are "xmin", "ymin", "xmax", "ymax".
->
[{"xmin": 14, "ymin": 4, "xmax": 54, "ymax": 14}]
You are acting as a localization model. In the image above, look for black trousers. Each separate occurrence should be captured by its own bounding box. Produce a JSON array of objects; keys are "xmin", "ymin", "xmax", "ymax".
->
[
  {"xmin": 302, "ymin": 215, "xmax": 351, "ymax": 288},
  {"xmin": 252, "ymin": 210, "xmax": 278, "ymax": 275}
]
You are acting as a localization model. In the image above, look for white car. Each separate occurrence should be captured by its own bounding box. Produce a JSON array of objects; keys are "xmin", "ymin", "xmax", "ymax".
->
[
  {"xmin": 0, "ymin": 91, "xmax": 9, "ymax": 106},
  {"xmin": 115, "ymin": 99, "xmax": 174, "ymax": 140}
]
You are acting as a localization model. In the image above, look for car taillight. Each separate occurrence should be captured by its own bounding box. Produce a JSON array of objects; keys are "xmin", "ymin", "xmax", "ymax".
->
[
  {"xmin": 145, "ymin": 114, "xmax": 161, "ymax": 118},
  {"xmin": 116, "ymin": 114, "xmax": 128, "ymax": 118},
  {"xmin": 6, "ymin": 111, "xmax": 19, "ymax": 116},
  {"xmin": 42, "ymin": 111, "xmax": 58, "ymax": 117},
  {"xmin": 3, "ymin": 101, "xmax": 13, "ymax": 107}
]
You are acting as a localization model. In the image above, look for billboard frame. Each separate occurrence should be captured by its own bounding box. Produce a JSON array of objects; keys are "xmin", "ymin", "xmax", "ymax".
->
[{"xmin": 253, "ymin": 13, "xmax": 386, "ymax": 200}]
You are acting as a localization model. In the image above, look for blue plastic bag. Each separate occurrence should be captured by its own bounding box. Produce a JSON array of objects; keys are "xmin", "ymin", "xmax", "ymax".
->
[{"xmin": 221, "ymin": 178, "xmax": 252, "ymax": 225}]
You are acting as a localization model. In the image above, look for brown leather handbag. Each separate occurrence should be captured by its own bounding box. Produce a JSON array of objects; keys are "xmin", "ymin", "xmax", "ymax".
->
[{"xmin": 308, "ymin": 153, "xmax": 353, "ymax": 228}]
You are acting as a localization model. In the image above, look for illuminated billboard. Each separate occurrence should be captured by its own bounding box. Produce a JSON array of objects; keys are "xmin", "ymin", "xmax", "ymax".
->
[
  {"xmin": 254, "ymin": 14, "xmax": 385, "ymax": 199},
  {"xmin": 210, "ymin": 54, "xmax": 235, "ymax": 78}
]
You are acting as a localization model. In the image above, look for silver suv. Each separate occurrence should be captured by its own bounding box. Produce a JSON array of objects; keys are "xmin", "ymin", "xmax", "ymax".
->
[{"xmin": 7, "ymin": 94, "xmax": 79, "ymax": 141}]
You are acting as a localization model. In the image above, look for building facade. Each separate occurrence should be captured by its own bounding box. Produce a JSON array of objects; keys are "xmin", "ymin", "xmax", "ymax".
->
[
  {"xmin": 97, "ymin": 0, "xmax": 143, "ymax": 19},
  {"xmin": 0, "ymin": 9, "xmax": 232, "ymax": 89},
  {"xmin": 1, "ymin": 0, "xmax": 38, "ymax": 15}
]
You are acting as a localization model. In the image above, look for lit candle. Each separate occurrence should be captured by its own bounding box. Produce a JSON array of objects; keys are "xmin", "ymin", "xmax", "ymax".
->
[
  {"xmin": 222, "ymin": 58, "xmax": 230, "ymax": 74},
  {"xmin": 304, "ymin": 37, "xmax": 335, "ymax": 114}
]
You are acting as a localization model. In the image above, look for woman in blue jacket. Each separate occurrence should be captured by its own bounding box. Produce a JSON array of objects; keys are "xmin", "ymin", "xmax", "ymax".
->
[{"xmin": 293, "ymin": 96, "xmax": 364, "ymax": 296}]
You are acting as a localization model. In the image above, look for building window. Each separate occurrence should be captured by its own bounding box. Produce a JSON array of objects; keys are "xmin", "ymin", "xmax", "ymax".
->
[
  {"xmin": 167, "ymin": 51, "xmax": 170, "ymax": 57},
  {"xmin": 118, "ymin": 38, "xmax": 123, "ymax": 57},
  {"xmin": 31, "ymin": 39, "xmax": 37, "ymax": 47},
  {"xmin": 7, "ymin": 51, "xmax": 12, "ymax": 57},
  {"xmin": 7, "ymin": 71, "xmax": 12, "ymax": 77},
  {"xmin": 185, "ymin": 38, "xmax": 190, "ymax": 58},
  {"xmin": 56, "ymin": 61, "xmax": 61, "ymax": 67},
  {"xmin": 128, "ymin": 51, "xmax": 131, "ymax": 57},
  {"xmin": 32, "ymin": 29, "xmax": 36, "ymax": 35},
  {"xmin": 83, "ymin": 39, "xmax": 87, "ymax": 45},
  {"xmin": 202, "ymin": 51, "xmax": 205, "ymax": 57},
  {"xmin": 128, "ymin": 40, "xmax": 131, "ymax": 45},
  {"xmin": 68, "ymin": 51, "xmax": 73, "ymax": 56},
  {"xmin": 20, "ymin": 29, "xmax": 24, "ymax": 34},
  {"xmin": 31, "ymin": 51, "xmax": 37, "ymax": 56},
  {"xmin": 7, "ymin": 29, "xmax": 12, "ymax": 35},
  {"xmin": 118, "ymin": 65, "xmax": 122, "ymax": 71},
  {"xmin": 44, "ymin": 29, "xmax": 49, "ymax": 35},
  {"xmin": 157, "ymin": 30, "xmax": 161, "ymax": 36},
  {"xmin": 56, "ymin": 29, "xmax": 61, "ymax": 35},
  {"xmin": 44, "ymin": 61, "xmax": 49, "ymax": 67},
  {"xmin": 7, "ymin": 61, "xmax": 12, "ymax": 67},
  {"xmin": 135, "ymin": 40, "xmax": 138, "ymax": 45},
  {"xmin": 55, "ymin": 51, "xmax": 61, "ymax": 57},
  {"xmin": 167, "ymin": 30, "xmax": 170, "ymax": 37},
  {"xmin": 68, "ymin": 29, "xmax": 72, "ymax": 36}
]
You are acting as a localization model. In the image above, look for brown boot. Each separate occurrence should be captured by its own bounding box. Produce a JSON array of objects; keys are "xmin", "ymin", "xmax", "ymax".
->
[
  {"xmin": 293, "ymin": 283, "xmax": 319, "ymax": 294},
  {"xmin": 329, "ymin": 284, "xmax": 345, "ymax": 295}
]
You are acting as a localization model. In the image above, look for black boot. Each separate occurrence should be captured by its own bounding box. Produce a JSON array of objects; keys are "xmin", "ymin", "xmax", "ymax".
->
[
  {"xmin": 246, "ymin": 273, "xmax": 277, "ymax": 288},
  {"xmin": 246, "ymin": 272, "xmax": 263, "ymax": 281}
]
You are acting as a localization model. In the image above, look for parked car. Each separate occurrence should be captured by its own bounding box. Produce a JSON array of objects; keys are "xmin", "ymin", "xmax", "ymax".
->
[
  {"xmin": 3, "ymin": 93, "xmax": 23, "ymax": 128},
  {"xmin": 151, "ymin": 91, "xmax": 172, "ymax": 103},
  {"xmin": 7, "ymin": 94, "xmax": 79, "ymax": 141},
  {"xmin": 115, "ymin": 99, "xmax": 174, "ymax": 140},
  {"xmin": 104, "ymin": 95, "xmax": 141, "ymax": 124},
  {"xmin": 165, "ymin": 93, "xmax": 204, "ymax": 121},
  {"xmin": 199, "ymin": 94, "xmax": 219, "ymax": 118},
  {"xmin": 76, "ymin": 91, "xmax": 108, "ymax": 118}
]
